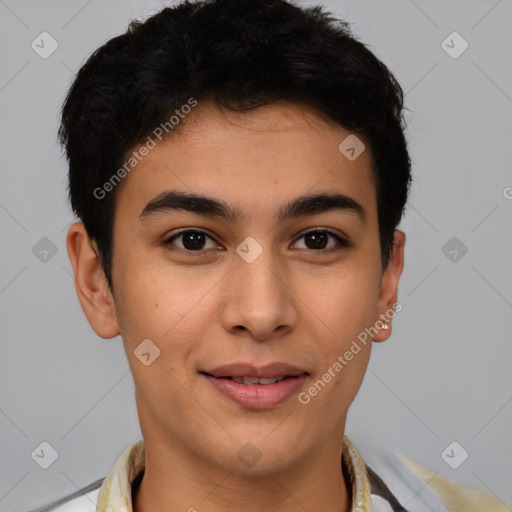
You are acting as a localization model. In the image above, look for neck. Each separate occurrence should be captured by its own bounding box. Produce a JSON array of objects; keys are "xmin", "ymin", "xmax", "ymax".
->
[{"xmin": 133, "ymin": 435, "xmax": 352, "ymax": 512}]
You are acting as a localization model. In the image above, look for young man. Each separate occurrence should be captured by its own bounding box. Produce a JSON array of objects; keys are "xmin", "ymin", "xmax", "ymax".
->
[{"xmin": 41, "ymin": 0, "xmax": 506, "ymax": 511}]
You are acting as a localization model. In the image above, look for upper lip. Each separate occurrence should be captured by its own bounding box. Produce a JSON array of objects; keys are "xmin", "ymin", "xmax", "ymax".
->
[{"xmin": 202, "ymin": 362, "xmax": 308, "ymax": 378}]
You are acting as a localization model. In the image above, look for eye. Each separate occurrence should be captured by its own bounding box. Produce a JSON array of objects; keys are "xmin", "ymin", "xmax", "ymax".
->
[
  {"xmin": 291, "ymin": 229, "xmax": 350, "ymax": 252},
  {"xmin": 163, "ymin": 228, "xmax": 350, "ymax": 256},
  {"xmin": 164, "ymin": 229, "xmax": 219, "ymax": 254}
]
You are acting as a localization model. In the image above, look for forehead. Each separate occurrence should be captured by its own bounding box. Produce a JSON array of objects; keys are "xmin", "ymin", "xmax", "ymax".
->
[{"xmin": 115, "ymin": 100, "xmax": 377, "ymax": 224}]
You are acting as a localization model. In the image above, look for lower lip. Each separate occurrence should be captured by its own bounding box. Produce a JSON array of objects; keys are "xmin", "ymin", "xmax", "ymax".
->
[{"xmin": 203, "ymin": 374, "xmax": 308, "ymax": 409}]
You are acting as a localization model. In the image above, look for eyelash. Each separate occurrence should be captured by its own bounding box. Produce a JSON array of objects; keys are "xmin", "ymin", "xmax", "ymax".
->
[{"xmin": 163, "ymin": 228, "xmax": 351, "ymax": 256}]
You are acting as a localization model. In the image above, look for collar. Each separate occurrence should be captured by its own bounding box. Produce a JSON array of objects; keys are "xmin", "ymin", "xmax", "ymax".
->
[{"xmin": 96, "ymin": 435, "xmax": 373, "ymax": 512}]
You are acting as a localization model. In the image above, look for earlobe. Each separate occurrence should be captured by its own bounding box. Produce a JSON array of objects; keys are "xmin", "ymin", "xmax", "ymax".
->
[
  {"xmin": 66, "ymin": 222, "xmax": 120, "ymax": 339},
  {"xmin": 373, "ymin": 230, "xmax": 406, "ymax": 343}
]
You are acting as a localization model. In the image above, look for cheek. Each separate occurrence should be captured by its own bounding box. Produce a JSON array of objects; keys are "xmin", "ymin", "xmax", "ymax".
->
[
  {"xmin": 113, "ymin": 268, "xmax": 211, "ymax": 417},
  {"xmin": 294, "ymin": 257, "xmax": 380, "ymax": 405},
  {"xmin": 302, "ymin": 264, "xmax": 381, "ymax": 346},
  {"xmin": 112, "ymin": 255, "xmax": 221, "ymax": 362}
]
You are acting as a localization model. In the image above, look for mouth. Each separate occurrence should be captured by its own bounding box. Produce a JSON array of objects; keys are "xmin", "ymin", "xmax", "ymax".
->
[
  {"xmin": 201, "ymin": 361, "xmax": 308, "ymax": 379},
  {"xmin": 199, "ymin": 363, "xmax": 309, "ymax": 409},
  {"xmin": 207, "ymin": 375, "xmax": 289, "ymax": 385}
]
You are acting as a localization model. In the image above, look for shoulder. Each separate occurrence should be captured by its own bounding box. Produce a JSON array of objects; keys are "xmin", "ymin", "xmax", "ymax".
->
[
  {"xmin": 365, "ymin": 449, "xmax": 510, "ymax": 512},
  {"xmin": 28, "ymin": 480, "xmax": 102, "ymax": 512}
]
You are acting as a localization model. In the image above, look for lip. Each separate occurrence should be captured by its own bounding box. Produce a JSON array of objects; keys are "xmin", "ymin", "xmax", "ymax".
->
[
  {"xmin": 202, "ymin": 373, "xmax": 308, "ymax": 409},
  {"xmin": 200, "ymin": 362, "xmax": 309, "ymax": 409},
  {"xmin": 202, "ymin": 362, "xmax": 308, "ymax": 379}
]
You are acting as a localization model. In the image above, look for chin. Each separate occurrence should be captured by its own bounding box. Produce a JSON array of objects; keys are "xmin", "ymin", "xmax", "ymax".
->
[{"xmin": 216, "ymin": 434, "xmax": 308, "ymax": 476}]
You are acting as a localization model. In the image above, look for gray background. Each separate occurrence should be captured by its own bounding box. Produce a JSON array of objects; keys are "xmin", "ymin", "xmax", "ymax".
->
[{"xmin": 1, "ymin": 0, "xmax": 511, "ymax": 510}]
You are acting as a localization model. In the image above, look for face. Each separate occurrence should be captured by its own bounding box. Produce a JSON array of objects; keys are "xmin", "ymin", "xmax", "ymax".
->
[{"xmin": 68, "ymin": 100, "xmax": 404, "ymax": 477}]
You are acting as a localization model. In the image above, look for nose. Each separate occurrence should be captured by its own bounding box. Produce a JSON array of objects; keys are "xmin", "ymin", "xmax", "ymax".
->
[{"xmin": 219, "ymin": 243, "xmax": 298, "ymax": 342}]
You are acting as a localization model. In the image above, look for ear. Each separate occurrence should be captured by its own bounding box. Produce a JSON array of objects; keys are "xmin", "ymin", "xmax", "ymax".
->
[
  {"xmin": 66, "ymin": 222, "xmax": 120, "ymax": 339},
  {"xmin": 373, "ymin": 230, "xmax": 405, "ymax": 343}
]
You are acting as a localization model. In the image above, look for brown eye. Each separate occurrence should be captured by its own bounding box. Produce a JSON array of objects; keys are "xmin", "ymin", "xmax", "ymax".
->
[
  {"xmin": 164, "ymin": 230, "xmax": 218, "ymax": 252},
  {"xmin": 292, "ymin": 229, "xmax": 350, "ymax": 252},
  {"xmin": 163, "ymin": 228, "xmax": 350, "ymax": 256}
]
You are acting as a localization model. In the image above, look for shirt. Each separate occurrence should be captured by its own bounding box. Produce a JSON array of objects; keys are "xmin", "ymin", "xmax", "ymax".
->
[{"xmin": 32, "ymin": 435, "xmax": 510, "ymax": 512}]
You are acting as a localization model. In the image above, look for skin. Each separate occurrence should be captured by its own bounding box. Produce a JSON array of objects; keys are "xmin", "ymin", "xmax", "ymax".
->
[{"xmin": 67, "ymin": 100, "xmax": 405, "ymax": 512}]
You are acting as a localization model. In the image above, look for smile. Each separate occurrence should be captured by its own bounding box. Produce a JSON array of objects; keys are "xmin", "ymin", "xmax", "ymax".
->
[
  {"xmin": 224, "ymin": 376, "xmax": 287, "ymax": 385},
  {"xmin": 201, "ymin": 372, "xmax": 308, "ymax": 409}
]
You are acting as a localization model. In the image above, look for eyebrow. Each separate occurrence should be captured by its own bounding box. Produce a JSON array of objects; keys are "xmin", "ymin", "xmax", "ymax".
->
[{"xmin": 139, "ymin": 189, "xmax": 366, "ymax": 224}]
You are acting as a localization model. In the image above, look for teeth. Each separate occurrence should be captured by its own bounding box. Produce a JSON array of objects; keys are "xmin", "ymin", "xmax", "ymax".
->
[
  {"xmin": 229, "ymin": 376, "xmax": 287, "ymax": 385},
  {"xmin": 242, "ymin": 376, "xmax": 260, "ymax": 385},
  {"xmin": 258, "ymin": 377, "xmax": 284, "ymax": 385}
]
